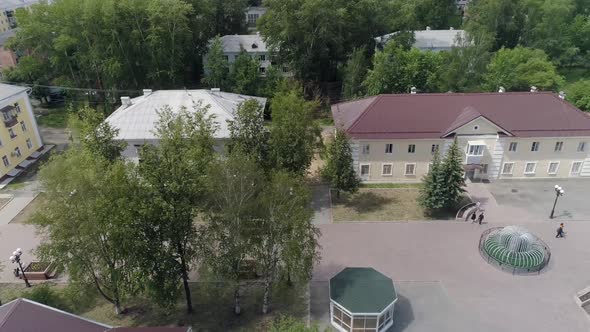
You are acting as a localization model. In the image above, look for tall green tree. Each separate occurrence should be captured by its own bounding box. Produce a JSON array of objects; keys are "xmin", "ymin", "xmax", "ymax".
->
[
  {"xmin": 68, "ymin": 107, "xmax": 126, "ymax": 161},
  {"xmin": 231, "ymin": 51, "xmax": 261, "ymax": 95},
  {"xmin": 253, "ymin": 171, "xmax": 319, "ymax": 314},
  {"xmin": 364, "ymin": 42, "xmax": 444, "ymax": 95},
  {"xmin": 565, "ymin": 80, "xmax": 590, "ymax": 112},
  {"xmin": 322, "ymin": 129, "xmax": 360, "ymax": 198},
  {"xmin": 204, "ymin": 151, "xmax": 264, "ymax": 315},
  {"xmin": 482, "ymin": 47, "xmax": 564, "ymax": 91},
  {"xmin": 136, "ymin": 105, "xmax": 216, "ymax": 313},
  {"xmin": 439, "ymin": 138, "xmax": 466, "ymax": 209},
  {"xmin": 435, "ymin": 36, "xmax": 492, "ymax": 92},
  {"xmin": 227, "ymin": 99, "xmax": 268, "ymax": 166},
  {"xmin": 268, "ymin": 88, "xmax": 322, "ymax": 175},
  {"xmin": 414, "ymin": 0, "xmax": 460, "ymax": 30},
  {"xmin": 203, "ymin": 36, "xmax": 230, "ymax": 90},
  {"xmin": 32, "ymin": 151, "xmax": 141, "ymax": 315},
  {"xmin": 342, "ymin": 47, "xmax": 369, "ymax": 99},
  {"xmin": 419, "ymin": 147, "xmax": 445, "ymax": 210}
]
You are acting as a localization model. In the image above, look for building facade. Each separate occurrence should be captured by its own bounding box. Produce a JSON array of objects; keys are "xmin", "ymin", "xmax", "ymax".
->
[
  {"xmin": 245, "ymin": 6, "xmax": 267, "ymax": 30},
  {"xmin": 0, "ymin": 30, "xmax": 17, "ymax": 73},
  {"xmin": 375, "ymin": 28, "xmax": 467, "ymax": 52},
  {"xmin": 332, "ymin": 92, "xmax": 590, "ymax": 183},
  {"xmin": 0, "ymin": 83, "xmax": 43, "ymax": 179}
]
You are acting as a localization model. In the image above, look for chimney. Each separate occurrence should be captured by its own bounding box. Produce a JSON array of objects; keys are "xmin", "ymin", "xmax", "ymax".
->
[
  {"xmin": 450, "ymin": 27, "xmax": 454, "ymax": 30},
  {"xmin": 426, "ymin": 26, "xmax": 431, "ymax": 31},
  {"xmin": 410, "ymin": 87, "xmax": 417, "ymax": 94},
  {"xmin": 559, "ymin": 91, "xmax": 566, "ymax": 99},
  {"xmin": 142, "ymin": 89, "xmax": 152, "ymax": 96},
  {"xmin": 530, "ymin": 86, "xmax": 538, "ymax": 92},
  {"xmin": 211, "ymin": 88, "xmax": 221, "ymax": 93},
  {"xmin": 120, "ymin": 96, "xmax": 132, "ymax": 107},
  {"xmin": 498, "ymin": 86, "xmax": 505, "ymax": 93}
]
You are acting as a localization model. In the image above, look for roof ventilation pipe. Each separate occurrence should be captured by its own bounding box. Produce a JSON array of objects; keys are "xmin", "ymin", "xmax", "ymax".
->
[
  {"xmin": 143, "ymin": 89, "xmax": 152, "ymax": 96},
  {"xmin": 426, "ymin": 26, "xmax": 431, "ymax": 30},
  {"xmin": 559, "ymin": 91, "xmax": 566, "ymax": 99},
  {"xmin": 498, "ymin": 86, "xmax": 505, "ymax": 93},
  {"xmin": 530, "ymin": 86, "xmax": 538, "ymax": 92},
  {"xmin": 211, "ymin": 88, "xmax": 221, "ymax": 92},
  {"xmin": 120, "ymin": 96, "xmax": 132, "ymax": 107},
  {"xmin": 410, "ymin": 87, "xmax": 417, "ymax": 94}
]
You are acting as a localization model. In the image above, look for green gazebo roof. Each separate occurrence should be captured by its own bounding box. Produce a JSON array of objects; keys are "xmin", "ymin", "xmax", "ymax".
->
[{"xmin": 329, "ymin": 267, "xmax": 397, "ymax": 313}]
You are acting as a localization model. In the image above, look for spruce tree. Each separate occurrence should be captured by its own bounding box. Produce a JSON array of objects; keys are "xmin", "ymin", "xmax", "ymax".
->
[
  {"xmin": 419, "ymin": 147, "xmax": 444, "ymax": 210},
  {"xmin": 440, "ymin": 138, "xmax": 466, "ymax": 209},
  {"xmin": 322, "ymin": 129, "xmax": 361, "ymax": 198}
]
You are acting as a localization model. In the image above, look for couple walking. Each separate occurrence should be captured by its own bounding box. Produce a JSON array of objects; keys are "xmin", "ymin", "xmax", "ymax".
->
[{"xmin": 470, "ymin": 211, "xmax": 485, "ymax": 225}]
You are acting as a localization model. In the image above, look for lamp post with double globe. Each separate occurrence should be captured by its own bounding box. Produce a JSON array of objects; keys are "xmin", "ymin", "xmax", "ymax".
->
[
  {"xmin": 9, "ymin": 248, "xmax": 31, "ymax": 287},
  {"xmin": 550, "ymin": 185, "xmax": 565, "ymax": 219}
]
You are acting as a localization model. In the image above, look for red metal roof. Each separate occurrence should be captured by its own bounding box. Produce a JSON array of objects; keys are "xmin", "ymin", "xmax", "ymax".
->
[{"xmin": 331, "ymin": 92, "xmax": 590, "ymax": 139}]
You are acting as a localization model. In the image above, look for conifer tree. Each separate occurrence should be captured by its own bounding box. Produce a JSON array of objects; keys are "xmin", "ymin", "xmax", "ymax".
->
[
  {"xmin": 440, "ymin": 138, "xmax": 466, "ymax": 209},
  {"xmin": 322, "ymin": 129, "xmax": 360, "ymax": 198},
  {"xmin": 419, "ymin": 147, "xmax": 444, "ymax": 210}
]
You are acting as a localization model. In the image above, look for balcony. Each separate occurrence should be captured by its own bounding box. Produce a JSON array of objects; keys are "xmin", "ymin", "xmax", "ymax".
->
[
  {"xmin": 466, "ymin": 142, "xmax": 486, "ymax": 164},
  {"xmin": 1, "ymin": 105, "xmax": 18, "ymax": 128}
]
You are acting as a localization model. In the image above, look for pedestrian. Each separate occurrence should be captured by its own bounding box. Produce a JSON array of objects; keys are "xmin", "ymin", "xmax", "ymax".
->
[
  {"xmin": 477, "ymin": 212, "xmax": 484, "ymax": 225},
  {"xmin": 556, "ymin": 223, "xmax": 565, "ymax": 238},
  {"xmin": 471, "ymin": 212, "xmax": 477, "ymax": 223}
]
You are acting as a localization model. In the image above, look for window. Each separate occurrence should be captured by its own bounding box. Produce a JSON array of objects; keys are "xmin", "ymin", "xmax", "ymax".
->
[
  {"xmin": 258, "ymin": 67, "xmax": 266, "ymax": 74},
  {"xmin": 548, "ymin": 162, "xmax": 559, "ymax": 175},
  {"xmin": 258, "ymin": 54, "xmax": 266, "ymax": 61},
  {"xmin": 2, "ymin": 111, "xmax": 11, "ymax": 121},
  {"xmin": 468, "ymin": 145, "xmax": 484, "ymax": 156},
  {"xmin": 360, "ymin": 164, "xmax": 370, "ymax": 177},
  {"xmin": 385, "ymin": 144, "xmax": 393, "ymax": 154},
  {"xmin": 0, "ymin": 137, "xmax": 2, "ymax": 147},
  {"xmin": 362, "ymin": 144, "xmax": 370, "ymax": 155},
  {"xmin": 2, "ymin": 156, "xmax": 9, "ymax": 167},
  {"xmin": 408, "ymin": 144, "xmax": 415, "ymax": 153},
  {"xmin": 571, "ymin": 161, "xmax": 583, "ymax": 175},
  {"xmin": 473, "ymin": 125, "xmax": 479, "ymax": 131},
  {"xmin": 223, "ymin": 55, "xmax": 229, "ymax": 61},
  {"xmin": 14, "ymin": 103, "xmax": 21, "ymax": 113},
  {"xmin": 431, "ymin": 144, "xmax": 439, "ymax": 154},
  {"xmin": 382, "ymin": 163, "xmax": 393, "ymax": 176},
  {"xmin": 8, "ymin": 128, "xmax": 16, "ymax": 138},
  {"xmin": 20, "ymin": 121, "xmax": 26, "ymax": 132},
  {"xmin": 524, "ymin": 162, "xmax": 537, "ymax": 174},
  {"xmin": 26, "ymin": 138, "xmax": 32, "ymax": 149},
  {"xmin": 578, "ymin": 142, "xmax": 587, "ymax": 152},
  {"xmin": 14, "ymin": 147, "xmax": 21, "ymax": 158},
  {"xmin": 502, "ymin": 162, "xmax": 514, "ymax": 175},
  {"xmin": 508, "ymin": 142, "xmax": 518, "ymax": 152},
  {"xmin": 405, "ymin": 163, "xmax": 416, "ymax": 175},
  {"xmin": 247, "ymin": 13, "xmax": 259, "ymax": 25},
  {"xmin": 531, "ymin": 141, "xmax": 540, "ymax": 151},
  {"xmin": 332, "ymin": 305, "xmax": 352, "ymax": 331},
  {"xmin": 353, "ymin": 315, "xmax": 377, "ymax": 331},
  {"xmin": 282, "ymin": 66, "xmax": 289, "ymax": 73},
  {"xmin": 481, "ymin": 164, "xmax": 488, "ymax": 174},
  {"xmin": 554, "ymin": 141, "xmax": 563, "ymax": 152}
]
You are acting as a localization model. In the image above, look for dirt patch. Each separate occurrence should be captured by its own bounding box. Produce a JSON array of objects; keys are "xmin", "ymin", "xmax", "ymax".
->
[{"xmin": 10, "ymin": 193, "xmax": 46, "ymax": 224}]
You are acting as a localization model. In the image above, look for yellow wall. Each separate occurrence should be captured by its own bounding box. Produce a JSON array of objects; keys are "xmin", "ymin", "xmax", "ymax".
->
[
  {"xmin": 0, "ymin": 12, "xmax": 9, "ymax": 33},
  {"xmin": 0, "ymin": 94, "xmax": 43, "ymax": 178}
]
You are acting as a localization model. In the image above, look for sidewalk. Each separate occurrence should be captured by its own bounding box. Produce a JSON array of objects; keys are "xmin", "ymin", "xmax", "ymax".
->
[{"xmin": 465, "ymin": 181, "xmax": 537, "ymax": 223}]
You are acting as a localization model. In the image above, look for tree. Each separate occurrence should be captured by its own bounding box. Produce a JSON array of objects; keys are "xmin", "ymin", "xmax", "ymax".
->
[
  {"xmin": 136, "ymin": 105, "xmax": 217, "ymax": 313},
  {"xmin": 321, "ymin": 129, "xmax": 360, "ymax": 198},
  {"xmin": 268, "ymin": 88, "xmax": 322, "ymax": 175},
  {"xmin": 418, "ymin": 147, "xmax": 446, "ymax": 210},
  {"xmin": 565, "ymin": 80, "xmax": 590, "ymax": 112},
  {"xmin": 342, "ymin": 47, "xmax": 369, "ymax": 99},
  {"xmin": 227, "ymin": 99, "xmax": 268, "ymax": 166},
  {"xmin": 482, "ymin": 47, "xmax": 564, "ymax": 91},
  {"xmin": 253, "ymin": 171, "xmax": 319, "ymax": 314},
  {"xmin": 204, "ymin": 151, "xmax": 264, "ymax": 315},
  {"xmin": 259, "ymin": 65, "xmax": 285, "ymax": 98},
  {"xmin": 364, "ymin": 42, "xmax": 444, "ymax": 95},
  {"xmin": 439, "ymin": 138, "xmax": 466, "ymax": 209},
  {"xmin": 414, "ymin": 0, "xmax": 460, "ymax": 30},
  {"xmin": 231, "ymin": 51, "xmax": 260, "ymax": 95},
  {"xmin": 32, "ymin": 151, "xmax": 141, "ymax": 315},
  {"xmin": 203, "ymin": 36, "xmax": 230, "ymax": 90},
  {"xmin": 68, "ymin": 107, "xmax": 126, "ymax": 161},
  {"xmin": 435, "ymin": 36, "xmax": 492, "ymax": 92}
]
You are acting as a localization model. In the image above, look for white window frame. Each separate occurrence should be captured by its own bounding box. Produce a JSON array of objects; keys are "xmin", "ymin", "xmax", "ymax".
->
[
  {"xmin": 531, "ymin": 141, "xmax": 540, "ymax": 152},
  {"xmin": 578, "ymin": 142, "xmax": 587, "ymax": 152},
  {"xmin": 381, "ymin": 163, "xmax": 393, "ymax": 176},
  {"xmin": 554, "ymin": 141, "xmax": 563, "ymax": 152},
  {"xmin": 408, "ymin": 144, "xmax": 416, "ymax": 153},
  {"xmin": 468, "ymin": 144, "xmax": 485, "ymax": 156},
  {"xmin": 362, "ymin": 144, "xmax": 370, "ymax": 155},
  {"xmin": 404, "ymin": 163, "xmax": 416, "ymax": 175},
  {"xmin": 524, "ymin": 161, "xmax": 537, "ymax": 175},
  {"xmin": 571, "ymin": 161, "xmax": 583, "ymax": 175},
  {"xmin": 501, "ymin": 162, "xmax": 514, "ymax": 175},
  {"xmin": 360, "ymin": 163, "xmax": 371, "ymax": 177},
  {"xmin": 547, "ymin": 161, "xmax": 560, "ymax": 175},
  {"xmin": 508, "ymin": 142, "xmax": 517, "ymax": 152},
  {"xmin": 385, "ymin": 143, "xmax": 393, "ymax": 154}
]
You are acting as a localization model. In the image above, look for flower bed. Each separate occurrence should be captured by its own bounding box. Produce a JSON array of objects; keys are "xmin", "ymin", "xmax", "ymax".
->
[{"xmin": 21, "ymin": 261, "xmax": 56, "ymax": 280}]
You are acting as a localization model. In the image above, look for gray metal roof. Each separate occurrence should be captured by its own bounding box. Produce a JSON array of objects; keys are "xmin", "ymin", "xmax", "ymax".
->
[
  {"xmin": 219, "ymin": 34, "xmax": 267, "ymax": 53},
  {"xmin": 375, "ymin": 29, "xmax": 466, "ymax": 50},
  {"xmin": 0, "ymin": 83, "xmax": 27, "ymax": 102}
]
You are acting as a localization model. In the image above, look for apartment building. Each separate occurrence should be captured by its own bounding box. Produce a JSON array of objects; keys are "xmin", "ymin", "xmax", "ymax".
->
[
  {"xmin": 0, "ymin": 83, "xmax": 43, "ymax": 179},
  {"xmin": 375, "ymin": 28, "xmax": 467, "ymax": 52},
  {"xmin": 245, "ymin": 6, "xmax": 267, "ymax": 30},
  {"xmin": 331, "ymin": 92, "xmax": 590, "ymax": 183}
]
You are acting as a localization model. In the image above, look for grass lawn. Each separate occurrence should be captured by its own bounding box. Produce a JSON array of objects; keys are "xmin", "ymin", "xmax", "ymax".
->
[
  {"xmin": 9, "ymin": 193, "xmax": 46, "ymax": 224},
  {"xmin": 0, "ymin": 281, "xmax": 308, "ymax": 331},
  {"xmin": 36, "ymin": 106, "xmax": 69, "ymax": 128},
  {"xmin": 361, "ymin": 183, "xmax": 422, "ymax": 189},
  {"xmin": 331, "ymin": 188, "xmax": 464, "ymax": 222}
]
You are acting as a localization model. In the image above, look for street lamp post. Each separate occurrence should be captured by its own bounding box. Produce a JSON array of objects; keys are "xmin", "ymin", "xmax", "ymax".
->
[
  {"xmin": 550, "ymin": 185, "xmax": 565, "ymax": 219},
  {"xmin": 9, "ymin": 248, "xmax": 31, "ymax": 287}
]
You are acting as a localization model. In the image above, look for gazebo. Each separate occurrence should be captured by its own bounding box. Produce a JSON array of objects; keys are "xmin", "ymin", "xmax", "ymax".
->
[{"xmin": 329, "ymin": 267, "xmax": 397, "ymax": 332}]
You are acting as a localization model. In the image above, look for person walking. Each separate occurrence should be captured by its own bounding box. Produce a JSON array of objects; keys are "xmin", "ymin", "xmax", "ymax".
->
[
  {"xmin": 477, "ymin": 212, "xmax": 485, "ymax": 225},
  {"xmin": 556, "ymin": 223, "xmax": 565, "ymax": 238},
  {"xmin": 471, "ymin": 212, "xmax": 477, "ymax": 223}
]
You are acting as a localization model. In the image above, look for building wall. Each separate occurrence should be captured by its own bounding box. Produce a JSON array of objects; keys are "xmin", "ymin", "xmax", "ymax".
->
[
  {"xmin": 0, "ymin": 11, "xmax": 10, "ymax": 33},
  {"xmin": 0, "ymin": 46, "xmax": 17, "ymax": 70},
  {"xmin": 0, "ymin": 92, "xmax": 43, "ymax": 178}
]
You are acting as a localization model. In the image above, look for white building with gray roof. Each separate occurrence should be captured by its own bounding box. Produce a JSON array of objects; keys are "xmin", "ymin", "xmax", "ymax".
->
[
  {"xmin": 105, "ymin": 89, "xmax": 266, "ymax": 160},
  {"xmin": 375, "ymin": 28, "xmax": 467, "ymax": 52}
]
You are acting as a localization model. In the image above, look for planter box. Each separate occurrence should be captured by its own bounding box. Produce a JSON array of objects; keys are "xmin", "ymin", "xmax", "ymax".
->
[{"xmin": 21, "ymin": 261, "xmax": 57, "ymax": 280}]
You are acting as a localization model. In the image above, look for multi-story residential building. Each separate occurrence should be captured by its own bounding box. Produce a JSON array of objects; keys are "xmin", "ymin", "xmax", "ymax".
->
[
  {"xmin": 105, "ymin": 88, "xmax": 266, "ymax": 161},
  {"xmin": 375, "ymin": 28, "xmax": 467, "ymax": 52},
  {"xmin": 331, "ymin": 91, "xmax": 590, "ymax": 183},
  {"xmin": 0, "ymin": 29, "xmax": 18, "ymax": 73},
  {"xmin": 0, "ymin": 83, "xmax": 43, "ymax": 180},
  {"xmin": 206, "ymin": 34, "xmax": 290, "ymax": 77},
  {"xmin": 245, "ymin": 6, "xmax": 267, "ymax": 30},
  {"xmin": 0, "ymin": 10, "xmax": 10, "ymax": 33}
]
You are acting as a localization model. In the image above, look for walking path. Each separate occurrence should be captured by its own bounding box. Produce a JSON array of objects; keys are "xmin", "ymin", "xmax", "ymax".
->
[
  {"xmin": 465, "ymin": 181, "xmax": 533, "ymax": 223},
  {"xmin": 311, "ymin": 185, "xmax": 332, "ymax": 225}
]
